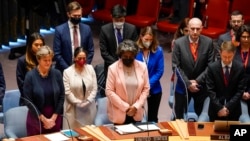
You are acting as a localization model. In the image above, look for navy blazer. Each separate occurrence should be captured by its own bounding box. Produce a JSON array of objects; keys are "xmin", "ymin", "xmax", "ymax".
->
[
  {"xmin": 206, "ymin": 60, "xmax": 246, "ymax": 121},
  {"xmin": 0, "ymin": 62, "xmax": 5, "ymax": 105},
  {"xmin": 53, "ymin": 22, "xmax": 94, "ymax": 73}
]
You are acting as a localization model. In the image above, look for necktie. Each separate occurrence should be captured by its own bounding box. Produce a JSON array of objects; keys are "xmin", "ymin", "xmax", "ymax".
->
[
  {"xmin": 224, "ymin": 66, "xmax": 230, "ymax": 84},
  {"xmin": 73, "ymin": 26, "xmax": 79, "ymax": 48},
  {"xmin": 190, "ymin": 43, "xmax": 198, "ymax": 61},
  {"xmin": 116, "ymin": 28, "xmax": 123, "ymax": 44}
]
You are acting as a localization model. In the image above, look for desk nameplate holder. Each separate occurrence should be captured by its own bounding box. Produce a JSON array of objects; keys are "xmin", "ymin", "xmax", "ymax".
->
[
  {"xmin": 134, "ymin": 136, "xmax": 168, "ymax": 141},
  {"xmin": 210, "ymin": 134, "xmax": 230, "ymax": 140}
]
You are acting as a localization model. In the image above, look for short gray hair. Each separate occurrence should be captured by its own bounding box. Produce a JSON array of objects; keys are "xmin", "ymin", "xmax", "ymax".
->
[
  {"xmin": 36, "ymin": 45, "xmax": 54, "ymax": 60},
  {"xmin": 117, "ymin": 39, "xmax": 138, "ymax": 57}
]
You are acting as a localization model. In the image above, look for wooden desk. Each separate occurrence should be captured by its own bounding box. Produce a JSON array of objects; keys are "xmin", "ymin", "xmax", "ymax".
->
[{"xmin": 16, "ymin": 122, "xmax": 229, "ymax": 141}]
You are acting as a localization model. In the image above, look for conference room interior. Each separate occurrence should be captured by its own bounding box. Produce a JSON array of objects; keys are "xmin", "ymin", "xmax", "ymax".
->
[{"xmin": 1, "ymin": 0, "xmax": 250, "ymax": 140}]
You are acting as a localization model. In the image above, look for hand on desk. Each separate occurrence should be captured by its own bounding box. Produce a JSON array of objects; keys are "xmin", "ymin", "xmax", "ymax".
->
[{"xmin": 217, "ymin": 106, "xmax": 229, "ymax": 117}]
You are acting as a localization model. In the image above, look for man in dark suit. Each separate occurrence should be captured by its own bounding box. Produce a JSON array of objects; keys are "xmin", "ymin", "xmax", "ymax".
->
[
  {"xmin": 53, "ymin": 1, "xmax": 94, "ymax": 73},
  {"xmin": 206, "ymin": 41, "xmax": 246, "ymax": 121},
  {"xmin": 99, "ymin": 4, "xmax": 138, "ymax": 78},
  {"xmin": 217, "ymin": 10, "xmax": 244, "ymax": 59},
  {"xmin": 172, "ymin": 17, "xmax": 214, "ymax": 119}
]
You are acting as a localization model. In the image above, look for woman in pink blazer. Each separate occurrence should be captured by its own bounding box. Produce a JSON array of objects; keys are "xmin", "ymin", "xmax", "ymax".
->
[{"xmin": 106, "ymin": 39, "xmax": 150, "ymax": 124}]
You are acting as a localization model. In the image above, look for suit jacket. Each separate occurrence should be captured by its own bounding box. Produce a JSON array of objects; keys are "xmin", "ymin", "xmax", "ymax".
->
[
  {"xmin": 136, "ymin": 46, "xmax": 164, "ymax": 94},
  {"xmin": 16, "ymin": 56, "xmax": 28, "ymax": 102},
  {"xmin": 172, "ymin": 35, "xmax": 214, "ymax": 87},
  {"xmin": 106, "ymin": 59, "xmax": 150, "ymax": 124},
  {"xmin": 0, "ymin": 62, "xmax": 5, "ymax": 105},
  {"xmin": 53, "ymin": 21, "xmax": 94, "ymax": 73},
  {"xmin": 63, "ymin": 64, "xmax": 97, "ymax": 129},
  {"xmin": 217, "ymin": 31, "xmax": 231, "ymax": 48},
  {"xmin": 206, "ymin": 60, "xmax": 246, "ymax": 121},
  {"xmin": 234, "ymin": 47, "xmax": 250, "ymax": 92},
  {"xmin": 99, "ymin": 22, "xmax": 138, "ymax": 74}
]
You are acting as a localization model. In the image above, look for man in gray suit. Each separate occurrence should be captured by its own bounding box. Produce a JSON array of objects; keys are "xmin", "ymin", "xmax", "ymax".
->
[
  {"xmin": 172, "ymin": 17, "xmax": 214, "ymax": 119},
  {"xmin": 99, "ymin": 4, "xmax": 138, "ymax": 78}
]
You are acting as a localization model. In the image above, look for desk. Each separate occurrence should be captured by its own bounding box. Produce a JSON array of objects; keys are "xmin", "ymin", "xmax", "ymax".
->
[{"xmin": 16, "ymin": 122, "xmax": 229, "ymax": 141}]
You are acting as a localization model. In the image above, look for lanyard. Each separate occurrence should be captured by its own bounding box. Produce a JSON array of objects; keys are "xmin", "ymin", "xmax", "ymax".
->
[{"xmin": 142, "ymin": 52, "xmax": 150, "ymax": 65}]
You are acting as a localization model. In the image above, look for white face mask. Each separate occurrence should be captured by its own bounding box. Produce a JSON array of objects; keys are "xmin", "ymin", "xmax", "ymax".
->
[
  {"xmin": 142, "ymin": 41, "xmax": 152, "ymax": 48},
  {"xmin": 114, "ymin": 22, "xmax": 124, "ymax": 29}
]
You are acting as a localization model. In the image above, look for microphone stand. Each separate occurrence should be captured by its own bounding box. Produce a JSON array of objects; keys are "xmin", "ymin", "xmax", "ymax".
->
[{"xmin": 61, "ymin": 115, "xmax": 74, "ymax": 141}]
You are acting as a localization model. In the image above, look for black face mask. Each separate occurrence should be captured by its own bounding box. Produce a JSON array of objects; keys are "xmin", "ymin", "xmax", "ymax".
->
[
  {"xmin": 70, "ymin": 17, "xmax": 81, "ymax": 25},
  {"xmin": 122, "ymin": 58, "xmax": 134, "ymax": 67}
]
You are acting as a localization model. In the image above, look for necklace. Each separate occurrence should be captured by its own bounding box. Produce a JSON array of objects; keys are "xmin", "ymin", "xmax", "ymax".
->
[{"xmin": 37, "ymin": 66, "xmax": 48, "ymax": 78}]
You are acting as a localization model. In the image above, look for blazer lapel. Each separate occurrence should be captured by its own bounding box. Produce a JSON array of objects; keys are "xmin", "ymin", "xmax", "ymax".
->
[{"xmin": 117, "ymin": 60, "xmax": 128, "ymax": 96}]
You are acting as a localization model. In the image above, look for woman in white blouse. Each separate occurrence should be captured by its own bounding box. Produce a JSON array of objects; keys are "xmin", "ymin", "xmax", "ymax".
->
[{"xmin": 63, "ymin": 47, "xmax": 97, "ymax": 129}]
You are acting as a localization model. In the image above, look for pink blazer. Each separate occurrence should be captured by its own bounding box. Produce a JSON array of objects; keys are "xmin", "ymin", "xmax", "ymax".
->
[{"xmin": 106, "ymin": 59, "xmax": 150, "ymax": 124}]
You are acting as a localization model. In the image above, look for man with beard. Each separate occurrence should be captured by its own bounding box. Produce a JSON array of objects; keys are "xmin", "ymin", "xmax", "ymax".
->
[
  {"xmin": 53, "ymin": 1, "xmax": 94, "ymax": 73},
  {"xmin": 216, "ymin": 10, "xmax": 244, "ymax": 59}
]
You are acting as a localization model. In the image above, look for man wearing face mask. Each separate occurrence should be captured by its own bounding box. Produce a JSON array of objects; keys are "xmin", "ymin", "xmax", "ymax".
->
[
  {"xmin": 99, "ymin": 4, "xmax": 138, "ymax": 81},
  {"xmin": 135, "ymin": 26, "xmax": 164, "ymax": 122},
  {"xmin": 53, "ymin": 1, "xmax": 94, "ymax": 73}
]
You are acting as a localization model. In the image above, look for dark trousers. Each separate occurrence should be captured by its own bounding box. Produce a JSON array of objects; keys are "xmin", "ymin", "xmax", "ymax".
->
[
  {"xmin": 174, "ymin": 91, "xmax": 206, "ymax": 119},
  {"xmin": 147, "ymin": 92, "xmax": 162, "ymax": 122}
]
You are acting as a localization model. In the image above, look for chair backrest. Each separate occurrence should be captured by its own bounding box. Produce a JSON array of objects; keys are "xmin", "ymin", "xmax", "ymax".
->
[
  {"xmin": 4, "ymin": 106, "xmax": 28, "ymax": 138},
  {"xmin": 94, "ymin": 97, "xmax": 112, "ymax": 126},
  {"xmin": 239, "ymin": 100, "xmax": 250, "ymax": 123},
  {"xmin": 205, "ymin": 0, "xmax": 230, "ymax": 28},
  {"xmin": 104, "ymin": 0, "xmax": 127, "ymax": 10},
  {"xmin": 197, "ymin": 97, "xmax": 210, "ymax": 122},
  {"xmin": 230, "ymin": 0, "xmax": 250, "ymax": 24},
  {"xmin": 135, "ymin": 0, "xmax": 160, "ymax": 18},
  {"xmin": 3, "ymin": 89, "xmax": 20, "ymax": 113}
]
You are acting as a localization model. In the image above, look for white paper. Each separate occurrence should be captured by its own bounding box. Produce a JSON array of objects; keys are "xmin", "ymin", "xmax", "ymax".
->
[
  {"xmin": 137, "ymin": 124, "xmax": 160, "ymax": 131},
  {"xmin": 44, "ymin": 132, "xmax": 69, "ymax": 141},
  {"xmin": 115, "ymin": 123, "xmax": 141, "ymax": 134}
]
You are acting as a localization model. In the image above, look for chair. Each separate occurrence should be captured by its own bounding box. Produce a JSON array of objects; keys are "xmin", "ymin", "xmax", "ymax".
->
[
  {"xmin": 94, "ymin": 97, "xmax": 112, "ymax": 126},
  {"xmin": 125, "ymin": 0, "xmax": 160, "ymax": 28},
  {"xmin": 4, "ymin": 106, "xmax": 28, "ymax": 138},
  {"xmin": 197, "ymin": 97, "xmax": 210, "ymax": 122},
  {"xmin": 156, "ymin": 0, "xmax": 195, "ymax": 33},
  {"xmin": 75, "ymin": 0, "xmax": 95, "ymax": 17},
  {"xmin": 0, "ymin": 89, "xmax": 20, "ymax": 123},
  {"xmin": 239, "ymin": 100, "xmax": 250, "ymax": 123},
  {"xmin": 230, "ymin": 0, "xmax": 250, "ymax": 24},
  {"xmin": 91, "ymin": 0, "xmax": 127, "ymax": 22},
  {"xmin": 201, "ymin": 0, "xmax": 230, "ymax": 39}
]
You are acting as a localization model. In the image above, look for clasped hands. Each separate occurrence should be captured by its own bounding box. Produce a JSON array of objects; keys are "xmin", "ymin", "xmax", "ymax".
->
[
  {"xmin": 188, "ymin": 80, "xmax": 200, "ymax": 93},
  {"xmin": 40, "ymin": 115, "xmax": 56, "ymax": 129},
  {"xmin": 76, "ymin": 100, "xmax": 90, "ymax": 108},
  {"xmin": 242, "ymin": 92, "xmax": 250, "ymax": 100},
  {"xmin": 126, "ymin": 106, "xmax": 137, "ymax": 117},
  {"xmin": 217, "ymin": 106, "xmax": 229, "ymax": 117}
]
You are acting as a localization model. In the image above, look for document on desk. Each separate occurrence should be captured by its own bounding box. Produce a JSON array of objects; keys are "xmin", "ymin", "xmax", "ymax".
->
[
  {"xmin": 115, "ymin": 123, "xmax": 142, "ymax": 134},
  {"xmin": 44, "ymin": 132, "xmax": 69, "ymax": 141}
]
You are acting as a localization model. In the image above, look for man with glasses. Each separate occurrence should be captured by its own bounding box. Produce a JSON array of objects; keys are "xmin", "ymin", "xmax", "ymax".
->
[
  {"xmin": 172, "ymin": 17, "xmax": 214, "ymax": 119},
  {"xmin": 53, "ymin": 1, "xmax": 94, "ymax": 73},
  {"xmin": 217, "ymin": 10, "xmax": 244, "ymax": 57}
]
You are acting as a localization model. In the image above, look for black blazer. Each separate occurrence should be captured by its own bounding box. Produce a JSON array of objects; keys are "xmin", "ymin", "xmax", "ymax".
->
[{"xmin": 206, "ymin": 60, "xmax": 246, "ymax": 121}]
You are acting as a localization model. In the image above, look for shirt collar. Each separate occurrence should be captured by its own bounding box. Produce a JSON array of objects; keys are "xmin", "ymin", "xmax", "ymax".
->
[{"xmin": 221, "ymin": 62, "xmax": 232, "ymax": 68}]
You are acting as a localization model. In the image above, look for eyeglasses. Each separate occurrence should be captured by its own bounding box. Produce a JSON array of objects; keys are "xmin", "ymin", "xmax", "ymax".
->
[
  {"xmin": 231, "ymin": 20, "xmax": 243, "ymax": 24},
  {"xmin": 190, "ymin": 28, "xmax": 201, "ymax": 31},
  {"xmin": 241, "ymin": 36, "xmax": 250, "ymax": 39}
]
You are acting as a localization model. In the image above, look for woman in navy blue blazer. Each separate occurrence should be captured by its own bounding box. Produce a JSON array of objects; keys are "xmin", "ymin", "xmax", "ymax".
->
[
  {"xmin": 135, "ymin": 26, "xmax": 164, "ymax": 122},
  {"xmin": 23, "ymin": 46, "xmax": 65, "ymax": 135}
]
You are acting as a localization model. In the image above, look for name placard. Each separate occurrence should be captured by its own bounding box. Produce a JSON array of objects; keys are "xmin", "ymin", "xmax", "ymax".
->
[
  {"xmin": 230, "ymin": 124, "xmax": 250, "ymax": 140},
  {"xmin": 210, "ymin": 134, "xmax": 230, "ymax": 140},
  {"xmin": 134, "ymin": 136, "xmax": 168, "ymax": 141}
]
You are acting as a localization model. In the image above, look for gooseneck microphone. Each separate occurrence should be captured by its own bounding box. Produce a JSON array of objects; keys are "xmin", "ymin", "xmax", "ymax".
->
[{"xmin": 61, "ymin": 115, "xmax": 74, "ymax": 141}]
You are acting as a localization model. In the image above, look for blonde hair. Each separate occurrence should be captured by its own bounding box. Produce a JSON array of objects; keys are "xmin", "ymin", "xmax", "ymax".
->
[{"xmin": 36, "ymin": 45, "xmax": 54, "ymax": 60}]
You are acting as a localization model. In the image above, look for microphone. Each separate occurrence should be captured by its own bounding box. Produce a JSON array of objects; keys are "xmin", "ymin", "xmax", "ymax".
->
[{"xmin": 61, "ymin": 115, "xmax": 74, "ymax": 141}]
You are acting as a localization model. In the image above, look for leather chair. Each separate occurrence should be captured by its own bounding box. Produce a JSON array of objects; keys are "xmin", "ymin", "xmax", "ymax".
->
[
  {"xmin": 201, "ymin": 0, "xmax": 230, "ymax": 39},
  {"xmin": 4, "ymin": 106, "xmax": 28, "ymax": 138},
  {"xmin": 230, "ymin": 0, "xmax": 250, "ymax": 24},
  {"xmin": 125, "ymin": 0, "xmax": 160, "ymax": 28},
  {"xmin": 75, "ymin": 0, "xmax": 95, "ymax": 17},
  {"xmin": 91, "ymin": 0, "xmax": 127, "ymax": 22},
  {"xmin": 156, "ymin": 0, "xmax": 195, "ymax": 33}
]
